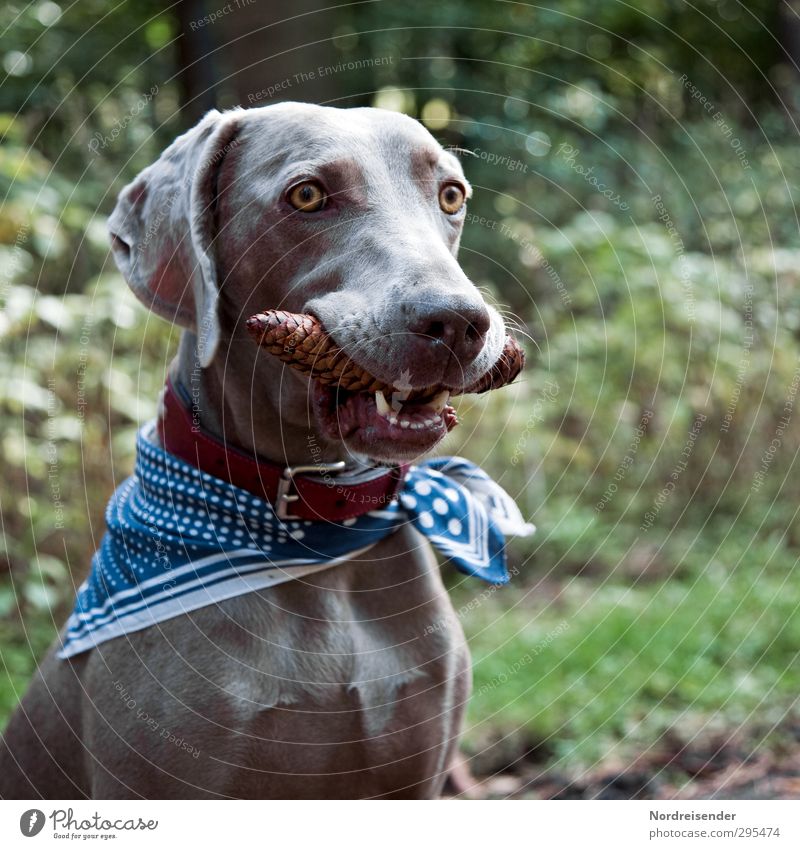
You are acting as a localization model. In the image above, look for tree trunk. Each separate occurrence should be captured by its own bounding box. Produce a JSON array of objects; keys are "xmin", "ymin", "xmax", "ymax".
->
[
  {"xmin": 215, "ymin": 0, "xmax": 341, "ymax": 108},
  {"xmin": 174, "ymin": 0, "xmax": 220, "ymax": 124},
  {"xmin": 777, "ymin": 0, "xmax": 800, "ymax": 116}
]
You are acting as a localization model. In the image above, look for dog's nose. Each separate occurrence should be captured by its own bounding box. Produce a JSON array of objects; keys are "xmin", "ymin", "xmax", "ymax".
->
[{"xmin": 409, "ymin": 300, "xmax": 491, "ymax": 363}]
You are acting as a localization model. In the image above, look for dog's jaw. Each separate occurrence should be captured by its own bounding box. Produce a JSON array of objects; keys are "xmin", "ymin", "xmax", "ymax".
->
[
  {"xmin": 309, "ymin": 379, "xmax": 458, "ymax": 462},
  {"xmin": 304, "ymin": 312, "xmax": 506, "ymax": 464}
]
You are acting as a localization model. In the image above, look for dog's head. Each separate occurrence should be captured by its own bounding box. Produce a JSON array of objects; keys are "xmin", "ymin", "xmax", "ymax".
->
[{"xmin": 109, "ymin": 103, "xmax": 506, "ymax": 462}]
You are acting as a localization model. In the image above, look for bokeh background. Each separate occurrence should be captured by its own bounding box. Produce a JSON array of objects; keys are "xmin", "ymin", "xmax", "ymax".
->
[{"xmin": 2, "ymin": 0, "xmax": 800, "ymax": 798}]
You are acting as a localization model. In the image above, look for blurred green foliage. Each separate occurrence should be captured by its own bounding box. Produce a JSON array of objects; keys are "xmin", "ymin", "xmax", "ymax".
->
[{"xmin": 1, "ymin": 0, "xmax": 799, "ymax": 776}]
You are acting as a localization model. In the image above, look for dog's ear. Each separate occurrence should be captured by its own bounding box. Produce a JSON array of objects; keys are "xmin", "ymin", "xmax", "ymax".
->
[{"xmin": 108, "ymin": 108, "xmax": 242, "ymax": 367}]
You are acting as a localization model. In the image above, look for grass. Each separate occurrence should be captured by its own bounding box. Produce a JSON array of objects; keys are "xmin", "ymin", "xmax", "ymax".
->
[
  {"xmin": 0, "ymin": 616, "xmax": 57, "ymax": 723},
  {"xmin": 461, "ymin": 546, "xmax": 800, "ymax": 770}
]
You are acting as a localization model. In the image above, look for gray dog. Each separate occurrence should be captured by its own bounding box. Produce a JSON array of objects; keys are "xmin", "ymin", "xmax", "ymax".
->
[{"xmin": 0, "ymin": 104, "xmax": 512, "ymax": 799}]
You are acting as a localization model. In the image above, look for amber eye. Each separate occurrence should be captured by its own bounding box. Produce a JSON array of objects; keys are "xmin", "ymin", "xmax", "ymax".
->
[
  {"xmin": 287, "ymin": 181, "xmax": 327, "ymax": 213},
  {"xmin": 439, "ymin": 182, "xmax": 466, "ymax": 215}
]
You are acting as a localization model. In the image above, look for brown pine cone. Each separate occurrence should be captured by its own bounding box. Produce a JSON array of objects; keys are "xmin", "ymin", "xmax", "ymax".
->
[
  {"xmin": 464, "ymin": 334, "xmax": 526, "ymax": 395},
  {"xmin": 246, "ymin": 309, "xmax": 525, "ymax": 396}
]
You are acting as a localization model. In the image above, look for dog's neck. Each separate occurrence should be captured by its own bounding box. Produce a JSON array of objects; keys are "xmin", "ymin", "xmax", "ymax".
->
[{"xmin": 169, "ymin": 332, "xmax": 347, "ymax": 467}]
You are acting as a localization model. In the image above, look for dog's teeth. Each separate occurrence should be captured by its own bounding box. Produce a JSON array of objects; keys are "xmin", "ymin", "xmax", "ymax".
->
[
  {"xmin": 389, "ymin": 416, "xmax": 398, "ymax": 426},
  {"xmin": 401, "ymin": 420, "xmax": 410, "ymax": 429},
  {"xmin": 411, "ymin": 422, "xmax": 423, "ymax": 430},
  {"xmin": 375, "ymin": 390, "xmax": 391, "ymax": 417},
  {"xmin": 424, "ymin": 419, "xmax": 435, "ymax": 427},
  {"xmin": 430, "ymin": 390, "xmax": 450, "ymax": 413}
]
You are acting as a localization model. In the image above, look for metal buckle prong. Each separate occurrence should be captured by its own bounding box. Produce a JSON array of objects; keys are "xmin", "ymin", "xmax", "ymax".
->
[{"xmin": 275, "ymin": 460, "xmax": 347, "ymax": 520}]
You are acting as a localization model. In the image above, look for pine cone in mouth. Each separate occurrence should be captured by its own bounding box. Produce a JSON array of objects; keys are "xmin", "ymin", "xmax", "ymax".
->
[{"xmin": 245, "ymin": 309, "xmax": 525, "ymax": 398}]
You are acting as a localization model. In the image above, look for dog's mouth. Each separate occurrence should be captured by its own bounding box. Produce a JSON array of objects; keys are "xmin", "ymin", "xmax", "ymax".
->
[
  {"xmin": 311, "ymin": 380, "xmax": 458, "ymax": 459},
  {"xmin": 247, "ymin": 308, "xmax": 525, "ymax": 462}
]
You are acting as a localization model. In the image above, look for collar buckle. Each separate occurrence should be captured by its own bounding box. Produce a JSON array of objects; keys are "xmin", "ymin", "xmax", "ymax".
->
[{"xmin": 276, "ymin": 461, "xmax": 347, "ymax": 520}]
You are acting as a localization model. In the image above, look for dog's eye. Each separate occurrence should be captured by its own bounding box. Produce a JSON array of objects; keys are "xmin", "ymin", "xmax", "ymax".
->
[
  {"xmin": 287, "ymin": 181, "xmax": 327, "ymax": 213},
  {"xmin": 439, "ymin": 182, "xmax": 466, "ymax": 215}
]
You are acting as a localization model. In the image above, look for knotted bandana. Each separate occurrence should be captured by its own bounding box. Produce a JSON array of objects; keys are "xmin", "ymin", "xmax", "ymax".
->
[{"xmin": 59, "ymin": 422, "xmax": 534, "ymax": 658}]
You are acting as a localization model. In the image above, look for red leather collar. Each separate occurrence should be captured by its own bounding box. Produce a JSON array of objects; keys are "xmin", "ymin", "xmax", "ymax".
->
[{"xmin": 157, "ymin": 379, "xmax": 408, "ymax": 522}]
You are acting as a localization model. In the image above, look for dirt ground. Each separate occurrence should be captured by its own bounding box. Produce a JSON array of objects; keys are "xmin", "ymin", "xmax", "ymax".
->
[{"xmin": 447, "ymin": 725, "xmax": 800, "ymax": 800}]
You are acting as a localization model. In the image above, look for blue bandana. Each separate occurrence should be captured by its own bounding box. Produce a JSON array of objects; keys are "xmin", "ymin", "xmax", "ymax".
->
[{"xmin": 58, "ymin": 423, "xmax": 534, "ymax": 658}]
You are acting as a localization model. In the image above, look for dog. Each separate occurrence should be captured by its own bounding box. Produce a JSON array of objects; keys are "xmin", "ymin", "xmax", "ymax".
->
[{"xmin": 0, "ymin": 103, "xmax": 514, "ymax": 799}]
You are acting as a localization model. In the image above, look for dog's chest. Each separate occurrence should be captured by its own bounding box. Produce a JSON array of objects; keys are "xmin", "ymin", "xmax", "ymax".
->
[{"xmin": 214, "ymin": 536, "xmax": 470, "ymax": 740}]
